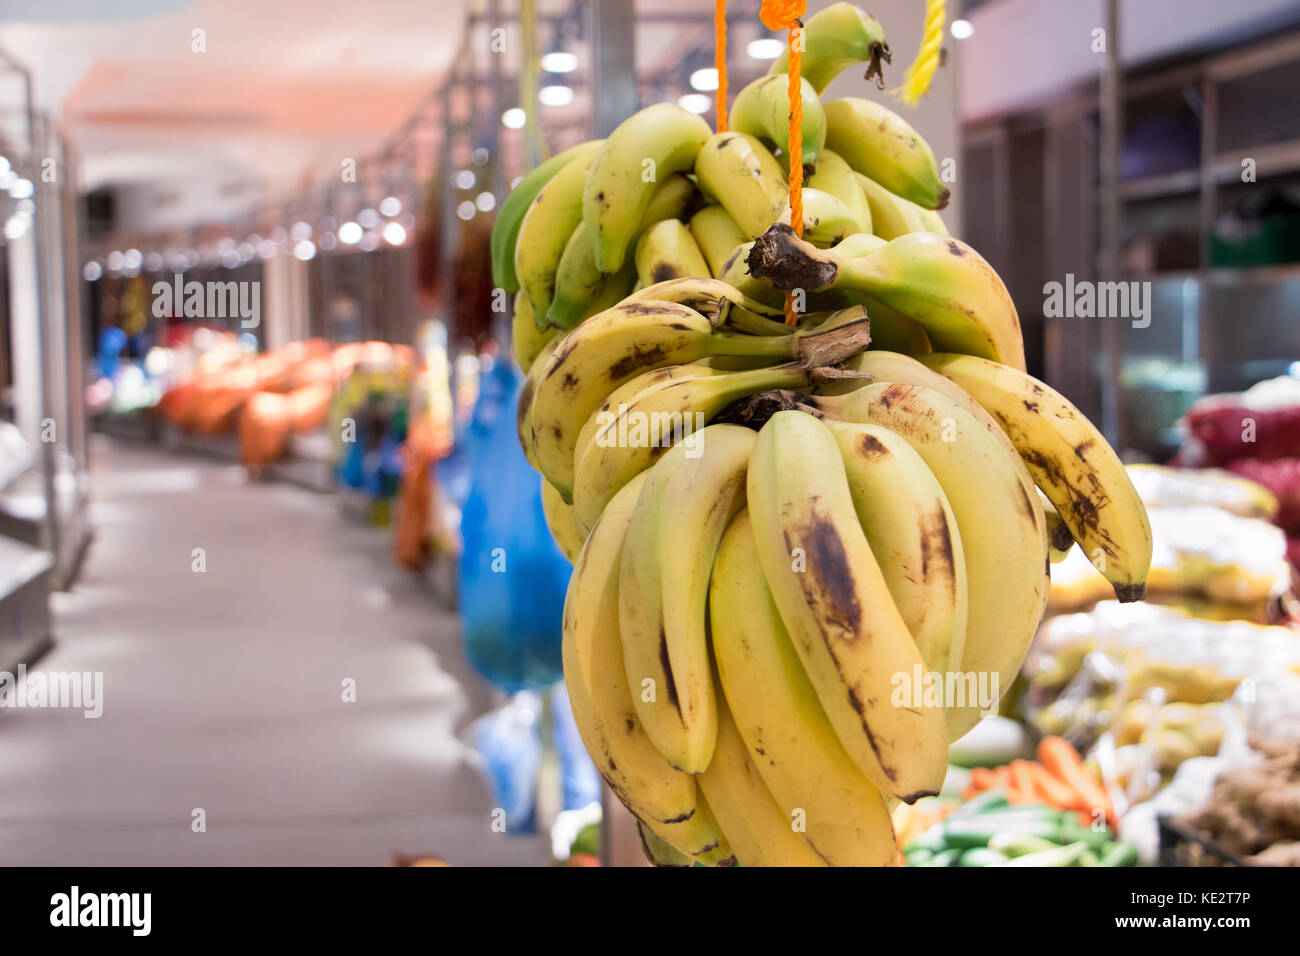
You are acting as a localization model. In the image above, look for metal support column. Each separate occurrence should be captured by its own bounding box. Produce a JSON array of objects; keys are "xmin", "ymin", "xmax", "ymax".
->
[
  {"xmin": 1098, "ymin": 0, "xmax": 1124, "ymax": 447},
  {"xmin": 588, "ymin": 0, "xmax": 638, "ymax": 138}
]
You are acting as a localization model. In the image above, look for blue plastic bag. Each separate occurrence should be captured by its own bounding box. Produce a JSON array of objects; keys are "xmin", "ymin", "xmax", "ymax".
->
[{"xmin": 457, "ymin": 360, "xmax": 571, "ymax": 693}]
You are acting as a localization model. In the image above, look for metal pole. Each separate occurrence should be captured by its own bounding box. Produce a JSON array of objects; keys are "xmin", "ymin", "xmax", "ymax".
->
[
  {"xmin": 588, "ymin": 0, "xmax": 638, "ymax": 138},
  {"xmin": 1098, "ymin": 0, "xmax": 1124, "ymax": 448}
]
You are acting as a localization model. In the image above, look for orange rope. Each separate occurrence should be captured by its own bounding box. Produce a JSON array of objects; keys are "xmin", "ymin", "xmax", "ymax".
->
[
  {"xmin": 714, "ymin": 0, "xmax": 728, "ymax": 132},
  {"xmin": 760, "ymin": 0, "xmax": 806, "ymax": 325}
]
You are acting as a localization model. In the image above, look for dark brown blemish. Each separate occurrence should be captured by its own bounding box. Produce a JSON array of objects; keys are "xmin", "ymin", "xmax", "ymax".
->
[
  {"xmin": 918, "ymin": 507, "xmax": 956, "ymax": 579},
  {"xmin": 855, "ymin": 433, "xmax": 889, "ymax": 461},
  {"xmin": 608, "ymin": 343, "xmax": 671, "ymax": 382},
  {"xmin": 652, "ymin": 263, "xmax": 679, "ymax": 284},
  {"xmin": 946, "ymin": 240, "xmax": 964, "ymax": 257},
  {"xmin": 663, "ymin": 808, "xmax": 695, "ymax": 825},
  {"xmin": 658, "ymin": 627, "xmax": 682, "ymax": 718}
]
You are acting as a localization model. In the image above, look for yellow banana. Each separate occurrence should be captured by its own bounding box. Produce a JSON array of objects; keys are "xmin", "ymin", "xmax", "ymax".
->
[
  {"xmin": 748, "ymin": 226, "xmax": 1026, "ymax": 370},
  {"xmin": 618, "ymin": 425, "xmax": 755, "ymax": 772},
  {"xmin": 583, "ymin": 103, "xmax": 712, "ymax": 272},
  {"xmin": 511, "ymin": 292, "xmax": 555, "ymax": 374},
  {"xmin": 698, "ymin": 691, "xmax": 828, "ymax": 867},
  {"xmin": 515, "ymin": 148, "xmax": 599, "ymax": 319},
  {"xmin": 918, "ymin": 352, "xmax": 1153, "ymax": 601},
  {"xmin": 571, "ymin": 362, "xmax": 815, "ymax": 532},
  {"xmin": 824, "ymin": 420, "xmax": 968, "ymax": 681},
  {"xmin": 746, "ymin": 409, "xmax": 949, "ymax": 802},
  {"xmin": 711, "ymin": 510, "xmax": 898, "ymax": 866},
  {"xmin": 1041, "ymin": 491, "xmax": 1077, "ymax": 562},
  {"xmin": 561, "ymin": 471, "xmax": 733, "ymax": 863},
  {"xmin": 694, "ymin": 131, "xmax": 788, "ymax": 239},
  {"xmin": 541, "ymin": 476, "xmax": 585, "ymax": 563},
  {"xmin": 814, "ymin": 383, "xmax": 1050, "ymax": 741},
  {"xmin": 824, "ymin": 97, "xmax": 950, "ymax": 210},
  {"xmin": 624, "ymin": 275, "xmax": 790, "ymax": 335},
  {"xmin": 634, "ymin": 218, "xmax": 712, "ymax": 287},
  {"xmin": 857, "ymin": 172, "xmax": 930, "ymax": 240},
  {"xmin": 805, "ymin": 148, "xmax": 872, "ymax": 233},
  {"xmin": 688, "ymin": 204, "xmax": 750, "ymax": 279},
  {"xmin": 517, "ymin": 336, "xmax": 558, "ymax": 468},
  {"xmin": 780, "ymin": 187, "xmax": 860, "ymax": 248}
]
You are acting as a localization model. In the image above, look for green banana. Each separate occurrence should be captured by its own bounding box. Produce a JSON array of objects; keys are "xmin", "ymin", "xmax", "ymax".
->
[
  {"xmin": 769, "ymin": 2, "xmax": 890, "ymax": 94},
  {"xmin": 730, "ymin": 73, "xmax": 827, "ymax": 172},
  {"xmin": 583, "ymin": 103, "xmax": 712, "ymax": 272},
  {"xmin": 490, "ymin": 139, "xmax": 602, "ymax": 291},
  {"xmin": 515, "ymin": 148, "xmax": 599, "ymax": 320}
]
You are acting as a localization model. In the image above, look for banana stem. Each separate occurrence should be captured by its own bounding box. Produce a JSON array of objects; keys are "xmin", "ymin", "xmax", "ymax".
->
[{"xmin": 713, "ymin": 331, "xmax": 800, "ymax": 361}]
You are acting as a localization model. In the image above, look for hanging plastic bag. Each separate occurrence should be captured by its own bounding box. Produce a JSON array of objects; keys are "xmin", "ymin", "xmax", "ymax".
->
[
  {"xmin": 469, "ymin": 691, "xmax": 543, "ymax": 835},
  {"xmin": 458, "ymin": 359, "xmax": 570, "ymax": 692}
]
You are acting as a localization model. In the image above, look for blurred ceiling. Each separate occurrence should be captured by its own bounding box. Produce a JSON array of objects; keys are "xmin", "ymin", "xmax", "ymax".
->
[{"xmin": 0, "ymin": 0, "xmax": 740, "ymax": 230}]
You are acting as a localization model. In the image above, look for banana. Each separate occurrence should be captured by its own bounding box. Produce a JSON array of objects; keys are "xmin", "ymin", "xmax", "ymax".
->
[
  {"xmin": 571, "ymin": 362, "xmax": 815, "ymax": 532},
  {"xmin": 832, "ymin": 232, "xmax": 886, "ymax": 258},
  {"xmin": 531, "ymin": 301, "xmax": 870, "ymax": 500},
  {"xmin": 624, "ymin": 275, "xmax": 791, "ymax": 335},
  {"xmin": 857, "ymin": 172, "xmax": 930, "ymax": 240},
  {"xmin": 813, "ymin": 383, "xmax": 1050, "ymax": 741},
  {"xmin": 636, "ymin": 820, "xmax": 691, "ymax": 866},
  {"xmin": 730, "ymin": 73, "xmax": 827, "ymax": 172},
  {"xmin": 517, "ymin": 337, "xmax": 558, "ymax": 468},
  {"xmin": 805, "ymin": 149, "xmax": 872, "ymax": 233},
  {"xmin": 619, "ymin": 425, "xmax": 755, "ymax": 772},
  {"xmin": 746, "ymin": 409, "xmax": 949, "ymax": 801},
  {"xmin": 698, "ymin": 691, "xmax": 829, "ymax": 867},
  {"xmin": 693, "ymin": 132, "xmax": 787, "ymax": 238},
  {"xmin": 634, "ymin": 218, "xmax": 712, "ymax": 287},
  {"xmin": 719, "ymin": 241, "xmax": 787, "ymax": 310},
  {"xmin": 511, "ymin": 292, "xmax": 555, "ymax": 374},
  {"xmin": 491, "ymin": 139, "xmax": 602, "ymax": 291},
  {"xmin": 747, "ymin": 226, "xmax": 1026, "ymax": 370},
  {"xmin": 919, "ymin": 208, "xmax": 950, "ymax": 236},
  {"xmin": 769, "ymin": 2, "xmax": 890, "ymax": 94},
  {"xmin": 541, "ymin": 476, "xmax": 585, "ymax": 563},
  {"xmin": 711, "ymin": 510, "xmax": 898, "ymax": 866},
  {"xmin": 824, "ymin": 97, "xmax": 949, "ymax": 210},
  {"xmin": 583, "ymin": 103, "xmax": 712, "ymax": 272},
  {"xmin": 689, "ymin": 204, "xmax": 750, "ymax": 279},
  {"xmin": 561, "ymin": 471, "xmax": 733, "ymax": 863},
  {"xmin": 1041, "ymin": 492, "xmax": 1077, "ymax": 562},
  {"xmin": 779, "ymin": 187, "xmax": 860, "ymax": 248},
  {"xmin": 823, "ymin": 420, "xmax": 968, "ymax": 682},
  {"xmin": 548, "ymin": 173, "xmax": 697, "ymax": 330},
  {"xmin": 515, "ymin": 148, "xmax": 600, "ymax": 320},
  {"xmin": 918, "ymin": 352, "xmax": 1153, "ymax": 601}
]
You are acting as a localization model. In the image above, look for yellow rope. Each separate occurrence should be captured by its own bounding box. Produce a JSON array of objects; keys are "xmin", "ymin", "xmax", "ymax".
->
[
  {"xmin": 895, "ymin": 0, "xmax": 945, "ymax": 107},
  {"xmin": 520, "ymin": 0, "xmax": 547, "ymax": 167}
]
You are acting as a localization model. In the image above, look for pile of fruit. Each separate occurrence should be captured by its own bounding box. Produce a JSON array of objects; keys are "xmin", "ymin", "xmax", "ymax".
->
[{"xmin": 493, "ymin": 3, "xmax": 1154, "ymax": 866}]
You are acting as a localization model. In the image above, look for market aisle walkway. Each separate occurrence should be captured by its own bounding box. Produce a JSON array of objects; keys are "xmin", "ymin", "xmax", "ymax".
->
[{"xmin": 0, "ymin": 438, "xmax": 551, "ymax": 865}]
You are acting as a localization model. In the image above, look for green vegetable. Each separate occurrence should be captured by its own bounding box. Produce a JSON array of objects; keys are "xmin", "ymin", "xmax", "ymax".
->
[
  {"xmin": 904, "ymin": 848, "xmax": 934, "ymax": 866},
  {"xmin": 942, "ymin": 811, "xmax": 1062, "ymax": 849},
  {"xmin": 1100, "ymin": 841, "xmax": 1138, "ymax": 867},
  {"xmin": 1078, "ymin": 851, "xmax": 1101, "ymax": 867},
  {"xmin": 959, "ymin": 848, "xmax": 1009, "ymax": 867},
  {"xmin": 955, "ymin": 790, "xmax": 1010, "ymax": 816},
  {"xmin": 987, "ymin": 832, "xmax": 1061, "ymax": 857},
  {"xmin": 922, "ymin": 848, "xmax": 963, "ymax": 867},
  {"xmin": 903, "ymin": 826, "xmax": 949, "ymax": 855},
  {"xmin": 1059, "ymin": 815, "xmax": 1112, "ymax": 850},
  {"xmin": 996, "ymin": 840, "xmax": 1089, "ymax": 867}
]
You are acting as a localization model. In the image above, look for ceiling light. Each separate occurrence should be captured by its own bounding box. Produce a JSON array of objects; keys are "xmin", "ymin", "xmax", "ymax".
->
[
  {"xmin": 476, "ymin": 191, "xmax": 496, "ymax": 212},
  {"xmin": 951, "ymin": 19, "xmax": 974, "ymax": 40},
  {"xmin": 541, "ymin": 51, "xmax": 578, "ymax": 73},
  {"xmin": 539, "ymin": 85, "xmax": 574, "ymax": 107},
  {"xmin": 690, "ymin": 68, "xmax": 719, "ymax": 92},
  {"xmin": 502, "ymin": 108, "xmax": 526, "ymax": 129},
  {"xmin": 677, "ymin": 93, "xmax": 712, "ymax": 114},
  {"xmin": 382, "ymin": 222, "xmax": 407, "ymax": 246},
  {"xmin": 106, "ymin": 250, "xmax": 124, "ymax": 270},
  {"xmin": 293, "ymin": 240, "xmax": 316, "ymax": 261},
  {"xmin": 359, "ymin": 232, "xmax": 379, "ymax": 252},
  {"xmin": 452, "ymin": 169, "xmax": 476, "ymax": 190},
  {"xmin": 338, "ymin": 221, "xmax": 363, "ymax": 245},
  {"xmin": 9, "ymin": 178, "xmax": 33, "ymax": 199},
  {"xmin": 456, "ymin": 201, "xmax": 476, "ymax": 221},
  {"xmin": 472, "ymin": 147, "xmax": 490, "ymax": 166},
  {"xmin": 379, "ymin": 196, "xmax": 402, "ymax": 217},
  {"xmin": 318, "ymin": 231, "xmax": 337, "ymax": 251},
  {"xmin": 747, "ymin": 38, "xmax": 784, "ymax": 60},
  {"xmin": 290, "ymin": 221, "xmax": 312, "ymax": 241},
  {"xmin": 83, "ymin": 261, "xmax": 102, "ymax": 281}
]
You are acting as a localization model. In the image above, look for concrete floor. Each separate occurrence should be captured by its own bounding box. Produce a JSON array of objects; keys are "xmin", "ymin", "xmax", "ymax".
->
[{"xmin": 0, "ymin": 437, "xmax": 552, "ymax": 865}]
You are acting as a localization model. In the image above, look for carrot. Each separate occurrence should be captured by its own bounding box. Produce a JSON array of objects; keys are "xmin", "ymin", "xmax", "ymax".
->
[
  {"xmin": 1026, "ymin": 761, "xmax": 1082, "ymax": 809},
  {"xmin": 968, "ymin": 767, "xmax": 997, "ymax": 791},
  {"xmin": 1038, "ymin": 736, "xmax": 1115, "ymax": 825},
  {"xmin": 1009, "ymin": 760, "xmax": 1038, "ymax": 798}
]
